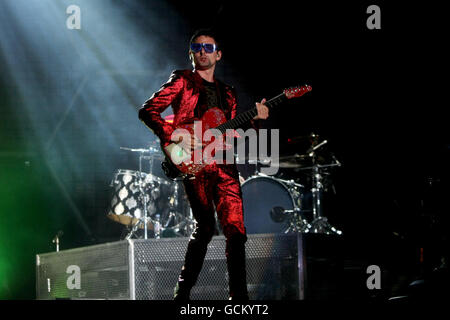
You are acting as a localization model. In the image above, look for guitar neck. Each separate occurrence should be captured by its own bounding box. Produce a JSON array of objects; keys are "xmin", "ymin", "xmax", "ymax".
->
[{"xmin": 215, "ymin": 92, "xmax": 286, "ymax": 134}]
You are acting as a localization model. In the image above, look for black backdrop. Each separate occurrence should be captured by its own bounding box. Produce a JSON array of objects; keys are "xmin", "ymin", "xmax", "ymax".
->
[{"xmin": 0, "ymin": 0, "xmax": 447, "ymax": 300}]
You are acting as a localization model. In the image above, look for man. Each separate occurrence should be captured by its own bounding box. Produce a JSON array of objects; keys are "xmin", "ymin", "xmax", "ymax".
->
[{"xmin": 138, "ymin": 29, "xmax": 269, "ymax": 300}]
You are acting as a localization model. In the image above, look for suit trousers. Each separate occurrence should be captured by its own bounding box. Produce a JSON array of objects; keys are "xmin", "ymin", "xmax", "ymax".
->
[{"xmin": 175, "ymin": 162, "xmax": 248, "ymax": 299}]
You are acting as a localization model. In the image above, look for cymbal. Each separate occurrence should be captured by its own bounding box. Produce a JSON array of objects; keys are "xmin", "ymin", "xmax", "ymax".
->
[
  {"xmin": 278, "ymin": 153, "xmax": 311, "ymax": 168},
  {"xmin": 286, "ymin": 133, "xmax": 320, "ymax": 144},
  {"xmin": 120, "ymin": 146, "xmax": 162, "ymax": 156},
  {"xmin": 279, "ymin": 153, "xmax": 309, "ymax": 161},
  {"xmin": 286, "ymin": 136, "xmax": 310, "ymax": 145},
  {"xmin": 279, "ymin": 161, "xmax": 309, "ymax": 168},
  {"xmin": 120, "ymin": 147, "xmax": 153, "ymax": 152}
]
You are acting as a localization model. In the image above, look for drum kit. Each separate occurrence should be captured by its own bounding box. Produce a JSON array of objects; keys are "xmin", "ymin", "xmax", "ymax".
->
[
  {"xmin": 242, "ymin": 132, "xmax": 342, "ymax": 235},
  {"xmin": 106, "ymin": 132, "xmax": 342, "ymax": 239},
  {"xmin": 107, "ymin": 142, "xmax": 194, "ymax": 240}
]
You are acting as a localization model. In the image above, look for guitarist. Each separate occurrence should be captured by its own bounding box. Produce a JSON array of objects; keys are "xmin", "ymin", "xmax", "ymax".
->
[{"xmin": 138, "ymin": 29, "xmax": 269, "ymax": 301}]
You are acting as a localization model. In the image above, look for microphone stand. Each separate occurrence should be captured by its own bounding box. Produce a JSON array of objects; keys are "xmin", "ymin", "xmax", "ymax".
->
[{"xmin": 52, "ymin": 231, "xmax": 63, "ymax": 252}]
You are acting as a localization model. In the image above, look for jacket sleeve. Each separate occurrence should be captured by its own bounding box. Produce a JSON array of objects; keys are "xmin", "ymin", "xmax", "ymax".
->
[{"xmin": 138, "ymin": 71, "xmax": 184, "ymax": 145}]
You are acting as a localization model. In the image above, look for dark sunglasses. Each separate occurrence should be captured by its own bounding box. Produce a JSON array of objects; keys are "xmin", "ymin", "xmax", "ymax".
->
[{"xmin": 190, "ymin": 43, "xmax": 218, "ymax": 53}]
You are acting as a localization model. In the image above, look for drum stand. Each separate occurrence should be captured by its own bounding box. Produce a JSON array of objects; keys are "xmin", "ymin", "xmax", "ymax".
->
[
  {"xmin": 162, "ymin": 182, "xmax": 181, "ymax": 236},
  {"xmin": 124, "ymin": 187, "xmax": 150, "ymax": 240},
  {"xmin": 124, "ymin": 147, "xmax": 159, "ymax": 240},
  {"xmin": 274, "ymin": 177, "xmax": 311, "ymax": 233},
  {"xmin": 284, "ymin": 208, "xmax": 311, "ymax": 233},
  {"xmin": 164, "ymin": 182, "xmax": 195, "ymax": 237}
]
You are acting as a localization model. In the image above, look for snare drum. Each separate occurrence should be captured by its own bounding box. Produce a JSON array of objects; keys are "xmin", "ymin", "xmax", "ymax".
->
[{"xmin": 241, "ymin": 175, "xmax": 303, "ymax": 234}]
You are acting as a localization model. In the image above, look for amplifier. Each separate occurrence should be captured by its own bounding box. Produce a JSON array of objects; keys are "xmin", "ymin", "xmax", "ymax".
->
[{"xmin": 36, "ymin": 233, "xmax": 341, "ymax": 300}]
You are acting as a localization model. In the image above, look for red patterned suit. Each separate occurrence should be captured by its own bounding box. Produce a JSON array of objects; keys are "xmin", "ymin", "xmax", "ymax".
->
[{"xmin": 138, "ymin": 69, "xmax": 252, "ymax": 299}]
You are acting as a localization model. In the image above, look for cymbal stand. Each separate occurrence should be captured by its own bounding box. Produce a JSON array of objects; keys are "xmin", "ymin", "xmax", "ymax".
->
[{"xmin": 306, "ymin": 151, "xmax": 342, "ymax": 235}]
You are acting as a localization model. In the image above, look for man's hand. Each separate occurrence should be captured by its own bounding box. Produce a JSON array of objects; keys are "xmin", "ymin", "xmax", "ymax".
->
[
  {"xmin": 171, "ymin": 132, "xmax": 203, "ymax": 153},
  {"xmin": 254, "ymin": 98, "xmax": 269, "ymax": 120}
]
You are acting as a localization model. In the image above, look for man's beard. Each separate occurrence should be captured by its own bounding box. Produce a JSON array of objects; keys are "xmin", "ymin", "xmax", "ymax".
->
[{"xmin": 195, "ymin": 58, "xmax": 214, "ymax": 70}]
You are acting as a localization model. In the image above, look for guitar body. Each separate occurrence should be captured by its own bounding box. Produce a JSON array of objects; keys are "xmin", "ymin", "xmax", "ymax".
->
[
  {"xmin": 162, "ymin": 107, "xmax": 229, "ymax": 177},
  {"xmin": 160, "ymin": 85, "xmax": 312, "ymax": 179}
]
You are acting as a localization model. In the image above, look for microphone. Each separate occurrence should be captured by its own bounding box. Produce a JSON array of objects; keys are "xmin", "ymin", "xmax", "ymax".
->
[{"xmin": 52, "ymin": 230, "xmax": 63, "ymax": 240}]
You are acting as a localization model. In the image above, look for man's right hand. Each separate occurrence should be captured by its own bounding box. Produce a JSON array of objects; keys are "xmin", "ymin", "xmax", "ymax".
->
[{"xmin": 171, "ymin": 132, "xmax": 204, "ymax": 153}]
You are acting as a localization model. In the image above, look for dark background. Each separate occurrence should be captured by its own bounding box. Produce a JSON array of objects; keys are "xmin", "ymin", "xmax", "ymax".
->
[{"xmin": 0, "ymin": 0, "xmax": 447, "ymax": 300}]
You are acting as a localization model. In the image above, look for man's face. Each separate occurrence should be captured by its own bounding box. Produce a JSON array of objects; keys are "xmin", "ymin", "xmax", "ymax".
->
[{"xmin": 189, "ymin": 35, "xmax": 221, "ymax": 70}]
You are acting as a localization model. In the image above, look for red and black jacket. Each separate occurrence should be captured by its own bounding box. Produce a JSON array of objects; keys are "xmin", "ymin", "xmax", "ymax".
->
[{"xmin": 138, "ymin": 69, "xmax": 240, "ymax": 146}]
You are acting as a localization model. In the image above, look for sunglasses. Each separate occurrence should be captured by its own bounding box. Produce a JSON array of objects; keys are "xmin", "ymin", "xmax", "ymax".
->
[{"xmin": 190, "ymin": 43, "xmax": 218, "ymax": 53}]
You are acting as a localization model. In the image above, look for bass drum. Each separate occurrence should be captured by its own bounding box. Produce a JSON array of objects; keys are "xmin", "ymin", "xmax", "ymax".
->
[
  {"xmin": 242, "ymin": 175, "xmax": 301, "ymax": 234},
  {"xmin": 107, "ymin": 169, "xmax": 172, "ymax": 229}
]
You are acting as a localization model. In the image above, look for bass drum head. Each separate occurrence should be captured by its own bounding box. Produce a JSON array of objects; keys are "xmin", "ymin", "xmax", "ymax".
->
[{"xmin": 242, "ymin": 176, "xmax": 294, "ymax": 234}]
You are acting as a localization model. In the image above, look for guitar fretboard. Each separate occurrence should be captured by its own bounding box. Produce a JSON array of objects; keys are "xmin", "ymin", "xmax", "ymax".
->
[{"xmin": 215, "ymin": 92, "xmax": 286, "ymax": 134}]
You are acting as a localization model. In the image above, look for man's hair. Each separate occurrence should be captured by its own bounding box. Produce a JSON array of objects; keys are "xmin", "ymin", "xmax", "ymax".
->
[{"xmin": 189, "ymin": 28, "xmax": 222, "ymax": 51}]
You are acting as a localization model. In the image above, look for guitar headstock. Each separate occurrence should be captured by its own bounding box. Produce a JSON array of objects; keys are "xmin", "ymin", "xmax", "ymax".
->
[{"xmin": 284, "ymin": 85, "xmax": 312, "ymax": 99}]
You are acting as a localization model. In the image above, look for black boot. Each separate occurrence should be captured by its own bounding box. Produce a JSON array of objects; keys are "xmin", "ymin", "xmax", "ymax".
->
[
  {"xmin": 173, "ymin": 226, "xmax": 213, "ymax": 301},
  {"xmin": 226, "ymin": 232, "xmax": 249, "ymax": 301},
  {"xmin": 173, "ymin": 278, "xmax": 191, "ymax": 302}
]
